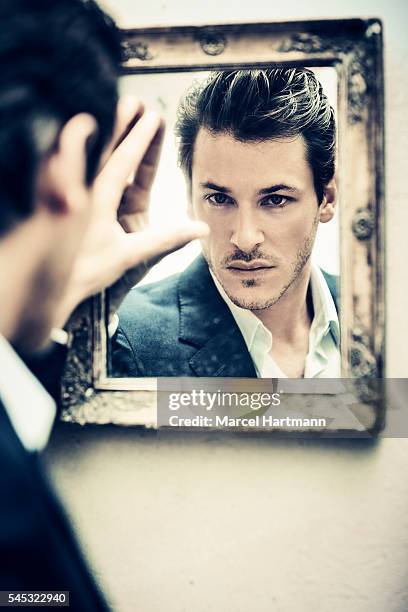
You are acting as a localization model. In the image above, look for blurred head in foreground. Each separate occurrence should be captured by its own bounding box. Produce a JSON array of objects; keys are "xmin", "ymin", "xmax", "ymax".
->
[{"xmin": 0, "ymin": 0, "xmax": 121, "ymax": 351}]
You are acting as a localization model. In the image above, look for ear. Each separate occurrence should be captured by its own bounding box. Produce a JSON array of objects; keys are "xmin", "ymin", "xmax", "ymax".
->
[
  {"xmin": 319, "ymin": 177, "xmax": 337, "ymax": 223},
  {"xmin": 37, "ymin": 113, "xmax": 98, "ymax": 217}
]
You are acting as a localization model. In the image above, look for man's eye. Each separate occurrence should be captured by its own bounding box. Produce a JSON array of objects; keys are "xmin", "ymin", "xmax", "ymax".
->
[
  {"xmin": 261, "ymin": 194, "xmax": 289, "ymax": 207},
  {"xmin": 206, "ymin": 193, "xmax": 232, "ymax": 206}
]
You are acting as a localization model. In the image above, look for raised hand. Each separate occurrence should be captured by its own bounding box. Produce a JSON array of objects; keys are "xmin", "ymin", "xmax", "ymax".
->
[{"xmin": 59, "ymin": 97, "xmax": 208, "ymax": 324}]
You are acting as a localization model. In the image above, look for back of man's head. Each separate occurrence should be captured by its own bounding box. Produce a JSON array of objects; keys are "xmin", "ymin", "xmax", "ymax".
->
[
  {"xmin": 0, "ymin": 0, "xmax": 122, "ymax": 236},
  {"xmin": 176, "ymin": 68, "xmax": 336, "ymax": 203}
]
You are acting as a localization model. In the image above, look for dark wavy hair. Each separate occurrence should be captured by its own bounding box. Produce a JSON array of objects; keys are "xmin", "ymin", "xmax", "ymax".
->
[
  {"xmin": 0, "ymin": 0, "xmax": 122, "ymax": 235},
  {"xmin": 175, "ymin": 68, "xmax": 336, "ymax": 203}
]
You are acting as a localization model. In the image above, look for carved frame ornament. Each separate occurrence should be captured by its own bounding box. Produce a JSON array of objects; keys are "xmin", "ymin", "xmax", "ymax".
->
[{"xmin": 62, "ymin": 19, "xmax": 385, "ymax": 434}]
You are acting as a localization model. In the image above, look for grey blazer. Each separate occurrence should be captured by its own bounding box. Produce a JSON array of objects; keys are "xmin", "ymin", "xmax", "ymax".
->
[{"xmin": 111, "ymin": 254, "xmax": 338, "ymax": 378}]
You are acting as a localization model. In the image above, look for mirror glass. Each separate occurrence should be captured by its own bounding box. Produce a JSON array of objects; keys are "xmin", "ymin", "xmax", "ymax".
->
[{"xmin": 107, "ymin": 67, "xmax": 340, "ymax": 379}]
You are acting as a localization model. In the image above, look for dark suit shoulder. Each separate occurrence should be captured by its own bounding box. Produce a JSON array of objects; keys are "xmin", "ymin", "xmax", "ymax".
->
[
  {"xmin": 0, "ymin": 403, "xmax": 108, "ymax": 607},
  {"xmin": 320, "ymin": 268, "xmax": 339, "ymax": 311},
  {"xmin": 113, "ymin": 272, "xmax": 196, "ymax": 377},
  {"xmin": 119, "ymin": 271, "xmax": 180, "ymax": 312},
  {"xmin": 118, "ymin": 272, "xmax": 180, "ymax": 340},
  {"xmin": 0, "ymin": 406, "xmax": 43, "ymax": 539}
]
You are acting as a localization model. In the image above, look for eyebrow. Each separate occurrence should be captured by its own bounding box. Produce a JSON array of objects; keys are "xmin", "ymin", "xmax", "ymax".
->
[
  {"xmin": 199, "ymin": 181, "xmax": 232, "ymax": 193},
  {"xmin": 258, "ymin": 184, "xmax": 300, "ymax": 195},
  {"xmin": 199, "ymin": 181, "xmax": 300, "ymax": 195}
]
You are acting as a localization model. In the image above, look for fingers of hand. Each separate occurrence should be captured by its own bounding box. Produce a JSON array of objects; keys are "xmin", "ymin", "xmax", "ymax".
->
[
  {"xmin": 96, "ymin": 110, "xmax": 164, "ymax": 204},
  {"xmin": 132, "ymin": 118, "xmax": 165, "ymax": 192},
  {"xmin": 98, "ymin": 96, "xmax": 145, "ymax": 171},
  {"xmin": 118, "ymin": 181, "xmax": 150, "ymax": 217},
  {"xmin": 112, "ymin": 96, "xmax": 146, "ymax": 152},
  {"xmin": 118, "ymin": 119, "xmax": 165, "ymax": 216}
]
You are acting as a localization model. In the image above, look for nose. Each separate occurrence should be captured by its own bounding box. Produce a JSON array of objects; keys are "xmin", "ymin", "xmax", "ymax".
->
[{"xmin": 230, "ymin": 208, "xmax": 265, "ymax": 253}]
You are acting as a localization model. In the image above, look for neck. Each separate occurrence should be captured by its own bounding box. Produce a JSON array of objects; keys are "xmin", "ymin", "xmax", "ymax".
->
[
  {"xmin": 0, "ymin": 215, "xmax": 49, "ymax": 344},
  {"xmin": 253, "ymin": 261, "xmax": 313, "ymax": 341}
]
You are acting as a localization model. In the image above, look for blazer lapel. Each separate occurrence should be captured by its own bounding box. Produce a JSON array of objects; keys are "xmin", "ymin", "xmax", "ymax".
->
[{"xmin": 177, "ymin": 255, "xmax": 257, "ymax": 377}]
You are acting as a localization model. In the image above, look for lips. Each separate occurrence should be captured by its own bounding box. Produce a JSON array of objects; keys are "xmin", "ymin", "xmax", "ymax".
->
[{"xmin": 227, "ymin": 260, "xmax": 275, "ymax": 271}]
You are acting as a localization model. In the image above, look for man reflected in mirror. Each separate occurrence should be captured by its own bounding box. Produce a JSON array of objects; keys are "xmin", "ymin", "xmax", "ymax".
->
[{"xmin": 113, "ymin": 69, "xmax": 340, "ymax": 378}]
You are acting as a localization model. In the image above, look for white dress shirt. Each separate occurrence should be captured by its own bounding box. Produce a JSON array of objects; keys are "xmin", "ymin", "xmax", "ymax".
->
[
  {"xmin": 211, "ymin": 263, "xmax": 340, "ymax": 378},
  {"xmin": 0, "ymin": 334, "xmax": 56, "ymax": 452}
]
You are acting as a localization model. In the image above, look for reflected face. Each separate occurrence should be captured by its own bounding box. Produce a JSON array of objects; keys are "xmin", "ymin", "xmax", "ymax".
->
[{"xmin": 190, "ymin": 129, "xmax": 333, "ymax": 310}]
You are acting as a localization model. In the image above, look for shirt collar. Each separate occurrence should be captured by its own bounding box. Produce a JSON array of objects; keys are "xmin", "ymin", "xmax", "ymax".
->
[
  {"xmin": 0, "ymin": 335, "xmax": 56, "ymax": 452},
  {"xmin": 209, "ymin": 269, "xmax": 269, "ymax": 351}
]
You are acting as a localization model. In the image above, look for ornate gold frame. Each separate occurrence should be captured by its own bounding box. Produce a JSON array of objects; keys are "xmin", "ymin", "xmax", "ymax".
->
[{"xmin": 61, "ymin": 19, "xmax": 385, "ymax": 434}]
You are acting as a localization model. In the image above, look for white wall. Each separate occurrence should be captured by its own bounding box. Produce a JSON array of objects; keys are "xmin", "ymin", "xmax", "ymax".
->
[{"xmin": 46, "ymin": 1, "xmax": 408, "ymax": 611}]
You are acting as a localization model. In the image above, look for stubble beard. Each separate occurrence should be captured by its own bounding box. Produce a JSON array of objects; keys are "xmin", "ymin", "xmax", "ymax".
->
[{"xmin": 206, "ymin": 214, "xmax": 320, "ymax": 311}]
